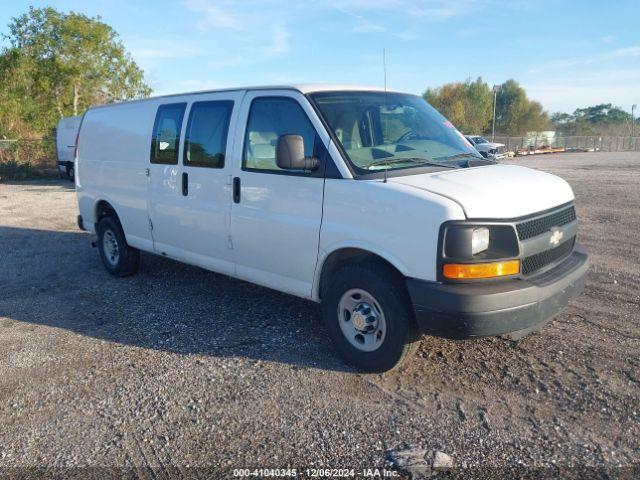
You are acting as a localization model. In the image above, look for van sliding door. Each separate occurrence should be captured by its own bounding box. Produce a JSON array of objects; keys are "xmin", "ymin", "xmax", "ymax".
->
[
  {"xmin": 146, "ymin": 92, "xmax": 242, "ymax": 274},
  {"xmin": 176, "ymin": 93, "xmax": 243, "ymax": 275}
]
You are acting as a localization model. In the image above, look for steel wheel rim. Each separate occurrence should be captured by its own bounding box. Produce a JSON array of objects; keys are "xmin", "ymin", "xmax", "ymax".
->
[
  {"xmin": 337, "ymin": 288, "xmax": 387, "ymax": 352},
  {"xmin": 102, "ymin": 229, "xmax": 120, "ymax": 266}
]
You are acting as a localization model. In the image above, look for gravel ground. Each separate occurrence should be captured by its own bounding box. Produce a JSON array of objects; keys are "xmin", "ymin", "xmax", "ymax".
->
[{"xmin": 0, "ymin": 152, "xmax": 639, "ymax": 478}]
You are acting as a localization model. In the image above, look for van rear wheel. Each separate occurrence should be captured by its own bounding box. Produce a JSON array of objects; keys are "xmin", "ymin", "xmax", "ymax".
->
[
  {"xmin": 322, "ymin": 262, "xmax": 419, "ymax": 372},
  {"xmin": 96, "ymin": 216, "xmax": 140, "ymax": 277},
  {"xmin": 66, "ymin": 164, "xmax": 74, "ymax": 181}
]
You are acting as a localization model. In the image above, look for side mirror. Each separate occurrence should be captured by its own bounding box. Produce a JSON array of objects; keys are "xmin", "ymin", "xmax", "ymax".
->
[{"xmin": 276, "ymin": 135, "xmax": 319, "ymax": 171}]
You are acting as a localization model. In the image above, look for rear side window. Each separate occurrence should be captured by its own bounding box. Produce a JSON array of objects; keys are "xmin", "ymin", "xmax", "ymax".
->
[
  {"xmin": 150, "ymin": 103, "xmax": 186, "ymax": 164},
  {"xmin": 183, "ymin": 101, "xmax": 233, "ymax": 168},
  {"xmin": 243, "ymin": 97, "xmax": 316, "ymax": 172}
]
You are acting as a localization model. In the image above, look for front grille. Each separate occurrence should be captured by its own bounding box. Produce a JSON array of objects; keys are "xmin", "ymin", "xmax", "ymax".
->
[
  {"xmin": 522, "ymin": 237, "xmax": 575, "ymax": 275},
  {"xmin": 516, "ymin": 205, "xmax": 576, "ymax": 240},
  {"xmin": 496, "ymin": 146, "xmax": 506, "ymax": 154}
]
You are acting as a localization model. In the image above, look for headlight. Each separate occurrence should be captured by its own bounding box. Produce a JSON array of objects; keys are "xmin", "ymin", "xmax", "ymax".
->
[
  {"xmin": 441, "ymin": 224, "xmax": 520, "ymax": 280},
  {"xmin": 442, "ymin": 222, "xmax": 520, "ymax": 262},
  {"xmin": 471, "ymin": 227, "xmax": 490, "ymax": 255}
]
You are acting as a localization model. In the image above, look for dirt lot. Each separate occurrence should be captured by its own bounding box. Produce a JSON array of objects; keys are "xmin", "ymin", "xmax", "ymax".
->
[{"xmin": 1, "ymin": 152, "xmax": 638, "ymax": 477}]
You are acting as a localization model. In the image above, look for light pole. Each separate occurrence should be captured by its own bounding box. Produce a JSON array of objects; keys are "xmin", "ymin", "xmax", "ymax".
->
[{"xmin": 492, "ymin": 85, "xmax": 500, "ymax": 142}]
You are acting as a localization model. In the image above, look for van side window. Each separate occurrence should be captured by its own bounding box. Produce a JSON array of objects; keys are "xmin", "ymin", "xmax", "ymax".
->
[
  {"xmin": 150, "ymin": 103, "xmax": 186, "ymax": 165},
  {"xmin": 243, "ymin": 97, "xmax": 316, "ymax": 172},
  {"xmin": 183, "ymin": 101, "xmax": 233, "ymax": 168}
]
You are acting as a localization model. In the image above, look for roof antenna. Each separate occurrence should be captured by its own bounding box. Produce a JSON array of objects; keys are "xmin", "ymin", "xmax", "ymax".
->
[
  {"xmin": 383, "ymin": 47, "xmax": 389, "ymax": 183},
  {"xmin": 383, "ymin": 47, "xmax": 387, "ymax": 92}
]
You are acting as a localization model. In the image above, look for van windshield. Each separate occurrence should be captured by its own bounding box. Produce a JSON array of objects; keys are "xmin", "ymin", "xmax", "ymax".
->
[{"xmin": 309, "ymin": 91, "xmax": 481, "ymax": 174}]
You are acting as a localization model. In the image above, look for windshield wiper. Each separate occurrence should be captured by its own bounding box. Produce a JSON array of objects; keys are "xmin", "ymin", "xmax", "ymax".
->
[
  {"xmin": 367, "ymin": 157, "xmax": 458, "ymax": 169},
  {"xmin": 434, "ymin": 152, "xmax": 496, "ymax": 168},
  {"xmin": 435, "ymin": 152, "xmax": 483, "ymax": 162}
]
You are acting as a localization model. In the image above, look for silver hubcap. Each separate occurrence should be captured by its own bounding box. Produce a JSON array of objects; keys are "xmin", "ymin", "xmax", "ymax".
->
[
  {"xmin": 337, "ymin": 288, "xmax": 386, "ymax": 352},
  {"xmin": 102, "ymin": 229, "xmax": 120, "ymax": 266}
]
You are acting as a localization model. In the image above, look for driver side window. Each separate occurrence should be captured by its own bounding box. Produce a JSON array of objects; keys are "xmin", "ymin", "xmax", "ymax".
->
[{"xmin": 243, "ymin": 97, "xmax": 316, "ymax": 172}]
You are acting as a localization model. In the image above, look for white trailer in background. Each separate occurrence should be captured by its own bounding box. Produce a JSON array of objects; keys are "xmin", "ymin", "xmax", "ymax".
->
[{"xmin": 56, "ymin": 115, "xmax": 82, "ymax": 181}]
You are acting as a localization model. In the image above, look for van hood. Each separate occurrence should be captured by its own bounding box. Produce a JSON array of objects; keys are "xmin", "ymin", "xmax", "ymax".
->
[{"xmin": 389, "ymin": 164, "xmax": 574, "ymax": 219}]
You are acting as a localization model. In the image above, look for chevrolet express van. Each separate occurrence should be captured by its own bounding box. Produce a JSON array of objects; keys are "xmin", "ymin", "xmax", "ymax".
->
[{"xmin": 75, "ymin": 85, "xmax": 588, "ymax": 372}]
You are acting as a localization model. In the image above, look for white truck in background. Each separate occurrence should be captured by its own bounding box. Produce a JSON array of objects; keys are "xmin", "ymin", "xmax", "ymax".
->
[
  {"xmin": 56, "ymin": 115, "xmax": 81, "ymax": 181},
  {"xmin": 75, "ymin": 84, "xmax": 588, "ymax": 372},
  {"xmin": 465, "ymin": 135, "xmax": 508, "ymax": 161}
]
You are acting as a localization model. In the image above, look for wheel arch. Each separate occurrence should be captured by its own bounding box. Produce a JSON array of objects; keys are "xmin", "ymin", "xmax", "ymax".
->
[
  {"xmin": 94, "ymin": 198, "xmax": 122, "ymax": 229},
  {"xmin": 314, "ymin": 245, "xmax": 409, "ymax": 301}
]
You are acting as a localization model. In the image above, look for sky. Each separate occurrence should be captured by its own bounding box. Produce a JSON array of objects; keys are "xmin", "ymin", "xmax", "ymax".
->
[{"xmin": 1, "ymin": 0, "xmax": 639, "ymax": 114}]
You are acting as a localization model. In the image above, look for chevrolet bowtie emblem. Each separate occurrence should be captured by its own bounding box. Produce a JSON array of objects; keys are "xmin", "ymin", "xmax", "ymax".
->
[{"xmin": 549, "ymin": 229, "xmax": 564, "ymax": 246}]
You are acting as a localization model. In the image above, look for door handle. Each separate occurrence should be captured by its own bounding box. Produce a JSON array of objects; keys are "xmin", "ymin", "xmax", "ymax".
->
[
  {"xmin": 233, "ymin": 176, "xmax": 241, "ymax": 203},
  {"xmin": 182, "ymin": 172, "xmax": 188, "ymax": 196}
]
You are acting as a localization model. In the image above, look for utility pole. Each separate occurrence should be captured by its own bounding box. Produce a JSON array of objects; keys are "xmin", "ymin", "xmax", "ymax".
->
[{"xmin": 492, "ymin": 85, "xmax": 500, "ymax": 142}]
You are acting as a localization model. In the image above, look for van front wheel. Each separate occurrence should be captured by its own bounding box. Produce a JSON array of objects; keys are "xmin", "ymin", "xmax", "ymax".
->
[
  {"xmin": 322, "ymin": 263, "xmax": 419, "ymax": 372},
  {"xmin": 96, "ymin": 216, "xmax": 140, "ymax": 277}
]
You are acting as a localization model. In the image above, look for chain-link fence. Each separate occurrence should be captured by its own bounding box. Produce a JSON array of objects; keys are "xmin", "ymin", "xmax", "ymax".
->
[{"xmin": 490, "ymin": 135, "xmax": 640, "ymax": 153}]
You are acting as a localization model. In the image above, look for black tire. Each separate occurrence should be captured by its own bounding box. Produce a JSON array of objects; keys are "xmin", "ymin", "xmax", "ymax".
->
[
  {"xmin": 322, "ymin": 262, "xmax": 419, "ymax": 373},
  {"xmin": 66, "ymin": 164, "xmax": 74, "ymax": 182},
  {"xmin": 96, "ymin": 216, "xmax": 140, "ymax": 277}
]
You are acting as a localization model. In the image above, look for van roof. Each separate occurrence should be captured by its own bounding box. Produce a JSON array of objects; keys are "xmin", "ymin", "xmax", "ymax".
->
[{"xmin": 88, "ymin": 84, "xmax": 408, "ymax": 110}]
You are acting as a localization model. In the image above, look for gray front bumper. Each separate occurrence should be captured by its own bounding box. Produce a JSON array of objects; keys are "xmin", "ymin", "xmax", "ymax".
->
[{"xmin": 406, "ymin": 245, "xmax": 589, "ymax": 339}]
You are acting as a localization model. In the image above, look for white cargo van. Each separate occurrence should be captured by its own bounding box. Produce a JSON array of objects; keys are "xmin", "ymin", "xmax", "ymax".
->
[
  {"xmin": 75, "ymin": 85, "xmax": 588, "ymax": 372},
  {"xmin": 56, "ymin": 115, "xmax": 82, "ymax": 181}
]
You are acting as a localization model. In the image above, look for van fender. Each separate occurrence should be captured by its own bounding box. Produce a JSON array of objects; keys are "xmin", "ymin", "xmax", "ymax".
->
[{"xmin": 312, "ymin": 241, "xmax": 411, "ymax": 302}]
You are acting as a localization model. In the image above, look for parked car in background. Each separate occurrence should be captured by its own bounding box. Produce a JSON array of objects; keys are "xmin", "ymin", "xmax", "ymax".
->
[
  {"xmin": 56, "ymin": 115, "xmax": 82, "ymax": 181},
  {"xmin": 465, "ymin": 135, "xmax": 507, "ymax": 160},
  {"xmin": 75, "ymin": 85, "xmax": 588, "ymax": 372}
]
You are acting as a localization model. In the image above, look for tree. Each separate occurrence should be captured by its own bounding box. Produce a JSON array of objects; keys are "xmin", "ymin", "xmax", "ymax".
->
[
  {"xmin": 573, "ymin": 104, "xmax": 629, "ymax": 135},
  {"xmin": 551, "ymin": 104, "xmax": 631, "ymax": 136},
  {"xmin": 424, "ymin": 77, "xmax": 548, "ymax": 135},
  {"xmin": 0, "ymin": 6, "xmax": 151, "ymax": 138},
  {"xmin": 494, "ymin": 79, "xmax": 548, "ymax": 135},
  {"xmin": 573, "ymin": 104, "xmax": 629, "ymax": 124},
  {"xmin": 465, "ymin": 78, "xmax": 493, "ymax": 134},
  {"xmin": 424, "ymin": 77, "xmax": 493, "ymax": 134},
  {"xmin": 0, "ymin": 48, "xmax": 36, "ymax": 137}
]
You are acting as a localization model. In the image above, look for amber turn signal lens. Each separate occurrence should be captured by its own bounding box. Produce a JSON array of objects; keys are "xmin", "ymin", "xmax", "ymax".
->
[{"xmin": 443, "ymin": 260, "xmax": 520, "ymax": 279}]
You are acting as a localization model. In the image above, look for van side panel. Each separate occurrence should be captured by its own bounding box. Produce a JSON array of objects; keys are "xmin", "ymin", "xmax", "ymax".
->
[{"xmin": 76, "ymin": 102, "xmax": 156, "ymax": 250}]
